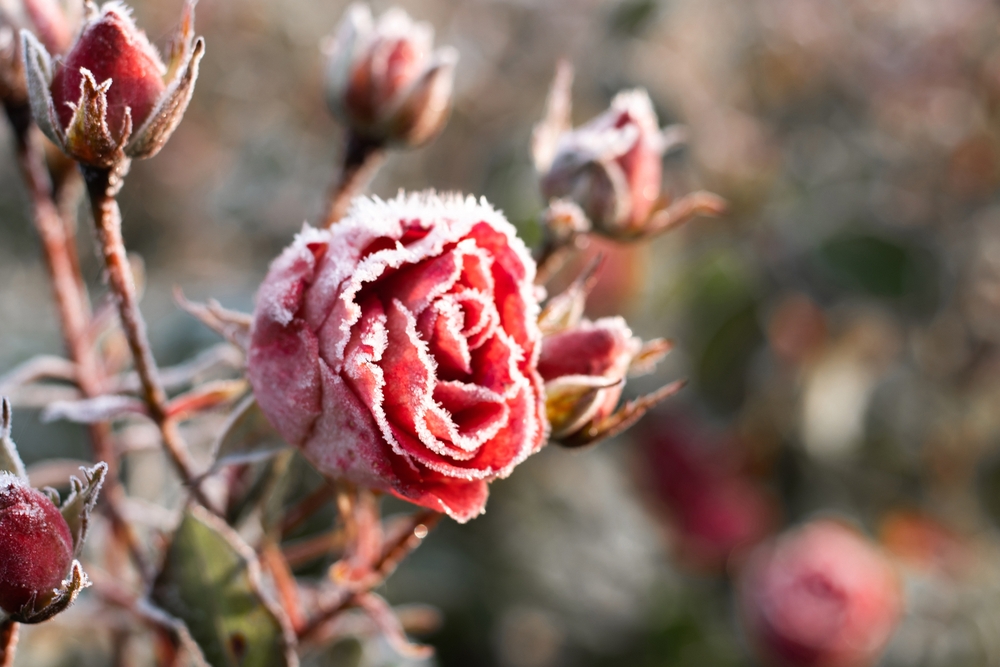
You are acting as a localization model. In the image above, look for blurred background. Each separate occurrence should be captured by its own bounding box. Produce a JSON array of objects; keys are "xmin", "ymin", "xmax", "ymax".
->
[{"xmin": 4, "ymin": 0, "xmax": 1000, "ymax": 665}]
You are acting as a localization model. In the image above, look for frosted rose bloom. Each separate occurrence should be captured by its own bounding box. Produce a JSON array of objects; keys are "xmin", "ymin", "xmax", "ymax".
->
[
  {"xmin": 739, "ymin": 520, "xmax": 902, "ymax": 667},
  {"xmin": 248, "ymin": 192, "xmax": 546, "ymax": 522}
]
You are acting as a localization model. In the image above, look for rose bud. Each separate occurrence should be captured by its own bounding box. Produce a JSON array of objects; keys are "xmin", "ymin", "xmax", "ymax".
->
[
  {"xmin": 21, "ymin": 0, "xmax": 205, "ymax": 168},
  {"xmin": 247, "ymin": 192, "xmax": 546, "ymax": 522},
  {"xmin": 0, "ymin": 472, "xmax": 74, "ymax": 616},
  {"xmin": 533, "ymin": 61, "xmax": 674, "ymax": 237},
  {"xmin": 738, "ymin": 519, "xmax": 903, "ymax": 667},
  {"xmin": 323, "ymin": 3, "xmax": 457, "ymax": 148},
  {"xmin": 538, "ymin": 316, "xmax": 677, "ymax": 446}
]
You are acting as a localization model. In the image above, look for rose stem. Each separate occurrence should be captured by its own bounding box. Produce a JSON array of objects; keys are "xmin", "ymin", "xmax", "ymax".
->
[
  {"xmin": 3, "ymin": 104, "xmax": 152, "ymax": 579},
  {"xmin": 81, "ymin": 163, "xmax": 216, "ymax": 513},
  {"xmin": 297, "ymin": 509, "xmax": 441, "ymax": 642},
  {"xmin": 89, "ymin": 570, "xmax": 188, "ymax": 666},
  {"xmin": 0, "ymin": 619, "xmax": 16, "ymax": 667},
  {"xmin": 321, "ymin": 131, "xmax": 385, "ymax": 227}
]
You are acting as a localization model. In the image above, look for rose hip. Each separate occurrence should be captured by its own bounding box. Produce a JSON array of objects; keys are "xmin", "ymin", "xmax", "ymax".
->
[{"xmin": 0, "ymin": 473, "xmax": 73, "ymax": 615}]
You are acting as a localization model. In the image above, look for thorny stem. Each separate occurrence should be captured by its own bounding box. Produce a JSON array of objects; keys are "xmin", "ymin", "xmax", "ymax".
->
[
  {"xmin": 0, "ymin": 619, "xmax": 17, "ymax": 667},
  {"xmin": 321, "ymin": 132, "xmax": 386, "ymax": 227},
  {"xmin": 81, "ymin": 164, "xmax": 216, "ymax": 513},
  {"xmin": 298, "ymin": 509, "xmax": 441, "ymax": 642},
  {"xmin": 3, "ymin": 105, "xmax": 151, "ymax": 579}
]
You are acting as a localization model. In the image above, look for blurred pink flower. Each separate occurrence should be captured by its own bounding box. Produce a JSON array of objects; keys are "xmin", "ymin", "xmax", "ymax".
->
[
  {"xmin": 248, "ymin": 192, "xmax": 547, "ymax": 522},
  {"xmin": 639, "ymin": 414, "xmax": 774, "ymax": 571},
  {"xmin": 739, "ymin": 519, "xmax": 902, "ymax": 667},
  {"xmin": 323, "ymin": 4, "xmax": 457, "ymax": 148}
]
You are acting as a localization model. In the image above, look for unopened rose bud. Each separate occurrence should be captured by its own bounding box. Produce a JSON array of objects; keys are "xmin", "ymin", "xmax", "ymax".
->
[
  {"xmin": 0, "ymin": 472, "xmax": 74, "ymax": 616},
  {"xmin": 323, "ymin": 4, "xmax": 457, "ymax": 148},
  {"xmin": 539, "ymin": 317, "xmax": 673, "ymax": 445},
  {"xmin": 21, "ymin": 0, "xmax": 204, "ymax": 167},
  {"xmin": 534, "ymin": 78, "xmax": 672, "ymax": 236},
  {"xmin": 739, "ymin": 520, "xmax": 902, "ymax": 667}
]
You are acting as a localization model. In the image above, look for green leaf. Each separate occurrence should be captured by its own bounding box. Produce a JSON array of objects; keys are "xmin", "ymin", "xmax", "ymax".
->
[
  {"xmin": 59, "ymin": 462, "xmax": 107, "ymax": 557},
  {"xmin": 0, "ymin": 397, "xmax": 26, "ymax": 479},
  {"xmin": 211, "ymin": 396, "xmax": 289, "ymax": 471},
  {"xmin": 152, "ymin": 505, "xmax": 299, "ymax": 667}
]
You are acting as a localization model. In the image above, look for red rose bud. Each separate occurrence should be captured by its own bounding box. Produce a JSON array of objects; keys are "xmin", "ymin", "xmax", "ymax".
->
[
  {"xmin": 538, "ymin": 317, "xmax": 676, "ymax": 446},
  {"xmin": 534, "ymin": 78, "xmax": 671, "ymax": 236},
  {"xmin": 739, "ymin": 520, "xmax": 903, "ymax": 667},
  {"xmin": 0, "ymin": 472, "xmax": 74, "ymax": 616},
  {"xmin": 248, "ymin": 192, "xmax": 546, "ymax": 522},
  {"xmin": 21, "ymin": 0, "xmax": 204, "ymax": 167},
  {"xmin": 323, "ymin": 4, "xmax": 457, "ymax": 148}
]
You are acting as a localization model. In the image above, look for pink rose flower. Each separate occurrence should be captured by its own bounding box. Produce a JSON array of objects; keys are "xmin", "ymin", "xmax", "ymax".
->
[
  {"xmin": 248, "ymin": 192, "xmax": 547, "ymax": 522},
  {"xmin": 739, "ymin": 519, "xmax": 902, "ymax": 667}
]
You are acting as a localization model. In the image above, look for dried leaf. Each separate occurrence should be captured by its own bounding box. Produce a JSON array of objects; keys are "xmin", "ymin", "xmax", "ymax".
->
[
  {"xmin": 627, "ymin": 338, "xmax": 673, "ymax": 377},
  {"xmin": 561, "ymin": 379, "xmax": 687, "ymax": 448},
  {"xmin": 166, "ymin": 380, "xmax": 249, "ymax": 421},
  {"xmin": 175, "ymin": 289, "xmax": 252, "ymax": 350},
  {"xmin": 538, "ymin": 254, "xmax": 604, "ymax": 335},
  {"xmin": 151, "ymin": 505, "xmax": 299, "ymax": 667}
]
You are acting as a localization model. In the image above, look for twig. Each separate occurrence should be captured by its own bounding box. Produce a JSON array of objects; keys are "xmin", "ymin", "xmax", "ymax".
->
[
  {"xmin": 321, "ymin": 132, "xmax": 385, "ymax": 227},
  {"xmin": 298, "ymin": 509, "xmax": 441, "ymax": 642},
  {"xmin": 81, "ymin": 164, "xmax": 217, "ymax": 513},
  {"xmin": 0, "ymin": 619, "xmax": 17, "ymax": 667},
  {"xmin": 279, "ymin": 481, "xmax": 338, "ymax": 537},
  {"xmin": 281, "ymin": 530, "xmax": 347, "ymax": 569},
  {"xmin": 260, "ymin": 540, "xmax": 305, "ymax": 632},
  {"xmin": 89, "ymin": 570, "xmax": 206, "ymax": 667},
  {"xmin": 4, "ymin": 108, "xmax": 152, "ymax": 580}
]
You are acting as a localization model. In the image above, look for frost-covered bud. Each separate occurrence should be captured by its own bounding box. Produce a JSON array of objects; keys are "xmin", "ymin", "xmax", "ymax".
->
[
  {"xmin": 323, "ymin": 4, "xmax": 457, "ymax": 148},
  {"xmin": 0, "ymin": 472, "xmax": 73, "ymax": 616},
  {"xmin": 534, "ymin": 76, "xmax": 673, "ymax": 237},
  {"xmin": 739, "ymin": 520, "xmax": 902, "ymax": 667},
  {"xmin": 21, "ymin": 0, "xmax": 204, "ymax": 167},
  {"xmin": 538, "ymin": 317, "xmax": 672, "ymax": 445}
]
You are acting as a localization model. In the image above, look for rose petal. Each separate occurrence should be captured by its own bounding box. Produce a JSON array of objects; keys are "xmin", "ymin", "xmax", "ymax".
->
[{"xmin": 418, "ymin": 300, "xmax": 472, "ymax": 377}]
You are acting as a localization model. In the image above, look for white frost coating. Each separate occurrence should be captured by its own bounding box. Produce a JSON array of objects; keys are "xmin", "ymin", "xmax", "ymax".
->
[{"xmin": 549, "ymin": 88, "xmax": 666, "ymax": 169}]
